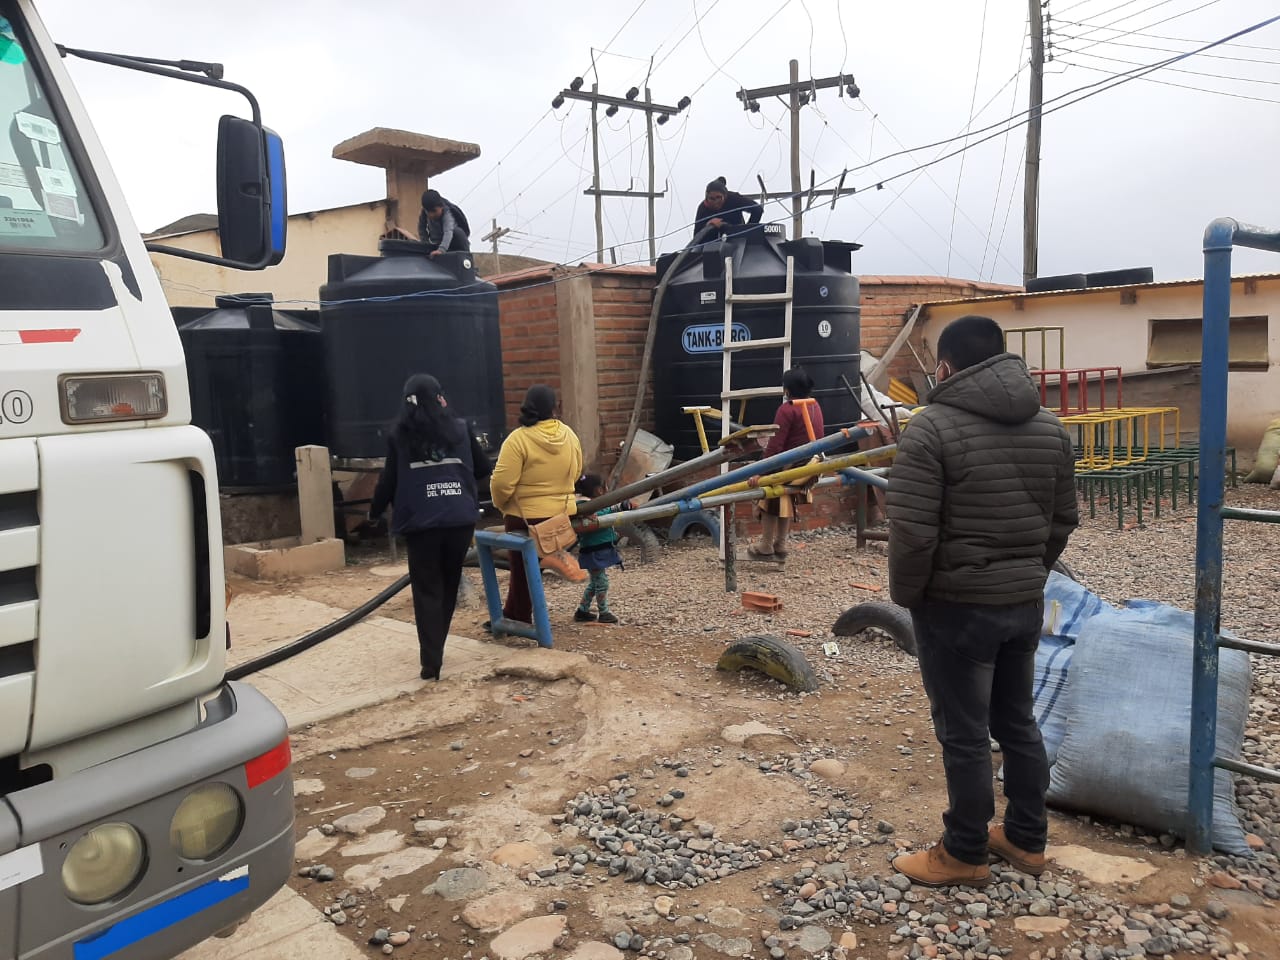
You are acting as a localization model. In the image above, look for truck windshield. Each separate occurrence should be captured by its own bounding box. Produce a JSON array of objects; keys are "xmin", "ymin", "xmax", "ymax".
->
[{"xmin": 0, "ymin": 7, "xmax": 104, "ymax": 252}]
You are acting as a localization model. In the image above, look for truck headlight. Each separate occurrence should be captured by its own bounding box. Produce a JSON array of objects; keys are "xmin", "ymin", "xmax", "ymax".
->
[
  {"xmin": 59, "ymin": 372, "xmax": 167, "ymax": 424},
  {"xmin": 170, "ymin": 784, "xmax": 243, "ymax": 860},
  {"xmin": 61, "ymin": 823, "xmax": 146, "ymax": 905}
]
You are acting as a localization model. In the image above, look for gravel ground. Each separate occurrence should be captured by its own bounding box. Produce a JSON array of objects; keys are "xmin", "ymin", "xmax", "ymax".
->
[{"xmin": 292, "ymin": 482, "xmax": 1280, "ymax": 959}]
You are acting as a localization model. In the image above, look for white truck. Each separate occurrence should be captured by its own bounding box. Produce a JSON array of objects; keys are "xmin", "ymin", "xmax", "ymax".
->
[{"xmin": 0, "ymin": 2, "xmax": 295, "ymax": 957}]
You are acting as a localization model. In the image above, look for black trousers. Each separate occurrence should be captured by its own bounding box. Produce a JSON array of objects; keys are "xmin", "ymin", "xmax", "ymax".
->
[
  {"xmin": 405, "ymin": 525, "xmax": 474, "ymax": 679},
  {"xmin": 911, "ymin": 598, "xmax": 1049, "ymax": 865}
]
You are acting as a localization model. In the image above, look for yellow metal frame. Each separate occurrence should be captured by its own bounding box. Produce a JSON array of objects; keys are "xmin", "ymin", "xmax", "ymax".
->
[
  {"xmin": 682, "ymin": 403, "xmax": 752, "ymax": 454},
  {"xmin": 1004, "ymin": 326, "xmax": 1066, "ymax": 370},
  {"xmin": 1061, "ymin": 406, "xmax": 1180, "ymax": 472}
]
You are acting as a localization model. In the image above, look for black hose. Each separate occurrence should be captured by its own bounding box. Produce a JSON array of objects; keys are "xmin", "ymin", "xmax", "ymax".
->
[{"xmin": 225, "ymin": 574, "xmax": 411, "ymax": 680}]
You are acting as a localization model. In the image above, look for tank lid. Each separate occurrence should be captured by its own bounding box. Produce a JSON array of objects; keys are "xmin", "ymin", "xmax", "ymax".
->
[{"xmin": 378, "ymin": 238, "xmax": 434, "ymax": 257}]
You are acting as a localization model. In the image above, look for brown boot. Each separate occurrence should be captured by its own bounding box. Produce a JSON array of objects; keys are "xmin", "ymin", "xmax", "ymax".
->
[
  {"xmin": 988, "ymin": 824, "xmax": 1046, "ymax": 876},
  {"xmin": 893, "ymin": 842, "xmax": 990, "ymax": 888},
  {"xmin": 772, "ymin": 516, "xmax": 792, "ymax": 558}
]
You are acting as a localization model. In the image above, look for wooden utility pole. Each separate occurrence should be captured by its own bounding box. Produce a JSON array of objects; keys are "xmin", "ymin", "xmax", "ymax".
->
[
  {"xmin": 480, "ymin": 217, "xmax": 512, "ymax": 274},
  {"xmin": 789, "ymin": 60, "xmax": 802, "ymax": 240},
  {"xmin": 553, "ymin": 81, "xmax": 690, "ymax": 264},
  {"xmin": 1024, "ymin": 0, "xmax": 1045, "ymax": 284},
  {"xmin": 736, "ymin": 65, "xmax": 860, "ymax": 239},
  {"xmin": 591, "ymin": 86, "xmax": 603, "ymax": 263},
  {"xmin": 645, "ymin": 88, "xmax": 657, "ymax": 265}
]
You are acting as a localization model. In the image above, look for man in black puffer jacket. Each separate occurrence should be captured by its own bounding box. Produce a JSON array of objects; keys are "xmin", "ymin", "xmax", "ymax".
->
[{"xmin": 887, "ymin": 314, "xmax": 1078, "ymax": 888}]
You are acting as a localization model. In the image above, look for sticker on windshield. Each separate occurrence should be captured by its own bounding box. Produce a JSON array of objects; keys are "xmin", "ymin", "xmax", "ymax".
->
[
  {"xmin": 0, "ymin": 210, "xmax": 55, "ymax": 238},
  {"xmin": 16, "ymin": 112, "xmax": 60, "ymax": 145},
  {"xmin": 36, "ymin": 166, "xmax": 76, "ymax": 199},
  {"xmin": 44, "ymin": 194, "xmax": 79, "ymax": 222},
  {"xmin": 0, "ymin": 162, "xmax": 27, "ymax": 189}
]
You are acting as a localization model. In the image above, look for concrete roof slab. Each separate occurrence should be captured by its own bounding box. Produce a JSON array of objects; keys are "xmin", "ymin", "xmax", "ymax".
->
[{"xmin": 332, "ymin": 127, "xmax": 480, "ymax": 175}]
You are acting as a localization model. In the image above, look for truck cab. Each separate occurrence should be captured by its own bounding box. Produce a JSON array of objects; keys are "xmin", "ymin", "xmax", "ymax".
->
[{"xmin": 0, "ymin": 2, "xmax": 294, "ymax": 957}]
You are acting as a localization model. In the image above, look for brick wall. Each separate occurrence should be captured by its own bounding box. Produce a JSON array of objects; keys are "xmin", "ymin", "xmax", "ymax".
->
[
  {"xmin": 491, "ymin": 267, "xmax": 1020, "ymax": 474},
  {"xmin": 860, "ymin": 276, "xmax": 1021, "ymax": 389},
  {"xmin": 494, "ymin": 268, "xmax": 563, "ymax": 430},
  {"xmin": 591, "ymin": 269, "xmax": 656, "ymax": 472}
]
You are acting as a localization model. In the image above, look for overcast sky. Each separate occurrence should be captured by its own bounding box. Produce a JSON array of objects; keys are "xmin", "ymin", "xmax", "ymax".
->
[{"xmin": 37, "ymin": 0, "xmax": 1280, "ymax": 285}]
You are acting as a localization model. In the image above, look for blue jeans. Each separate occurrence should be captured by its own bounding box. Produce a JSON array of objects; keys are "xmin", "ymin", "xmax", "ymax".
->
[{"xmin": 911, "ymin": 598, "xmax": 1049, "ymax": 865}]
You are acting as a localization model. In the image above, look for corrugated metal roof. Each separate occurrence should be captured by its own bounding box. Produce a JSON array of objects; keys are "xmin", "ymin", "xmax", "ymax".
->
[{"xmin": 921, "ymin": 272, "xmax": 1280, "ymax": 309}]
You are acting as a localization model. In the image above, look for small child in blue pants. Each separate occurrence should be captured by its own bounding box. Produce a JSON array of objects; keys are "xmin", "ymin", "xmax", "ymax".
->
[{"xmin": 573, "ymin": 474, "xmax": 628, "ymax": 625}]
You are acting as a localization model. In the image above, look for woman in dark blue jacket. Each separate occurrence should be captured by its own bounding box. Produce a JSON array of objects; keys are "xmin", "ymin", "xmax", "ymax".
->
[
  {"xmin": 694, "ymin": 176, "xmax": 763, "ymax": 240},
  {"xmin": 371, "ymin": 374, "xmax": 491, "ymax": 680}
]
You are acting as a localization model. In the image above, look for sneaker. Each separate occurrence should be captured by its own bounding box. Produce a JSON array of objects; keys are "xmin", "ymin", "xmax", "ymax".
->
[
  {"xmin": 987, "ymin": 824, "xmax": 1046, "ymax": 876},
  {"xmin": 893, "ymin": 842, "xmax": 990, "ymax": 888},
  {"xmin": 574, "ymin": 608, "xmax": 598, "ymax": 622},
  {"xmin": 598, "ymin": 610, "xmax": 620, "ymax": 625}
]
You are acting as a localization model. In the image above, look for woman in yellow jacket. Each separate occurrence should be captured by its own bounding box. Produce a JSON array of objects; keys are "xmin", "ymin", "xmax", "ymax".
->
[{"xmin": 489, "ymin": 385, "xmax": 584, "ymax": 624}]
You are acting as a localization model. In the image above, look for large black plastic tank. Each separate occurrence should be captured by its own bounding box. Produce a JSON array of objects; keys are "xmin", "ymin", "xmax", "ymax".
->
[
  {"xmin": 653, "ymin": 225, "xmax": 862, "ymax": 460},
  {"xmin": 174, "ymin": 294, "xmax": 325, "ymax": 490},
  {"xmin": 320, "ymin": 240, "xmax": 505, "ymax": 459}
]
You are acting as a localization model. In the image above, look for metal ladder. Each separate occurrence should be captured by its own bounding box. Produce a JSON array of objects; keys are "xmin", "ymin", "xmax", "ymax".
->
[
  {"xmin": 716, "ymin": 254, "xmax": 795, "ymax": 569},
  {"xmin": 1187, "ymin": 218, "xmax": 1280, "ymax": 853}
]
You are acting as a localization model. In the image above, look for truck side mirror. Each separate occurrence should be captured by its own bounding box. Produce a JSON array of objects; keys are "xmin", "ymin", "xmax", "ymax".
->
[{"xmin": 216, "ymin": 115, "xmax": 286, "ymax": 268}]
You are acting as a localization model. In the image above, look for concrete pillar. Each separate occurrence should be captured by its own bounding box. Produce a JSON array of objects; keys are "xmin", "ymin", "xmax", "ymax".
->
[
  {"xmin": 556, "ymin": 273, "xmax": 601, "ymax": 468},
  {"xmin": 385, "ymin": 159, "xmax": 429, "ymax": 235},
  {"xmin": 296, "ymin": 445, "xmax": 335, "ymax": 543}
]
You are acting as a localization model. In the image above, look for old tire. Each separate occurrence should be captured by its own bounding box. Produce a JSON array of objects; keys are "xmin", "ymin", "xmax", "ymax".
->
[
  {"xmin": 617, "ymin": 520, "xmax": 661, "ymax": 564},
  {"xmin": 668, "ymin": 509, "xmax": 720, "ymax": 542},
  {"xmin": 716, "ymin": 634, "xmax": 818, "ymax": 692},
  {"xmin": 832, "ymin": 601, "xmax": 917, "ymax": 657}
]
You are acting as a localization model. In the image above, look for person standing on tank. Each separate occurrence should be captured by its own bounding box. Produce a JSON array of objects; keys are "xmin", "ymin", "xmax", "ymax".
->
[
  {"xmin": 748, "ymin": 367, "xmax": 824, "ymax": 561},
  {"xmin": 694, "ymin": 177, "xmax": 763, "ymax": 240},
  {"xmin": 369, "ymin": 375, "xmax": 491, "ymax": 681},
  {"xmin": 488, "ymin": 385, "xmax": 584, "ymax": 625},
  {"xmin": 418, "ymin": 188, "xmax": 471, "ymax": 257}
]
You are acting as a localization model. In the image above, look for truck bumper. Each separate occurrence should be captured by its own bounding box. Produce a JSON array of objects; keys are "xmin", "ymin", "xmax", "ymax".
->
[{"xmin": 3, "ymin": 682, "xmax": 294, "ymax": 960}]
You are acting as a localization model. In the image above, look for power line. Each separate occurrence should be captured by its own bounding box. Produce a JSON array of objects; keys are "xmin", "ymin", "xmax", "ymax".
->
[
  {"xmin": 1064, "ymin": 23, "xmax": 1280, "ymax": 52},
  {"xmin": 1058, "ymin": 44, "xmax": 1280, "ymax": 84},
  {"xmin": 653, "ymin": 0, "xmax": 726, "ymax": 74},
  {"xmin": 1059, "ymin": 56, "xmax": 1280, "ymax": 102},
  {"xmin": 1061, "ymin": 0, "xmax": 1227, "ymax": 52},
  {"xmin": 981, "ymin": 15, "xmax": 1030, "ymax": 280},
  {"xmin": 1054, "ymin": 30, "xmax": 1280, "ymax": 64},
  {"xmin": 800, "ymin": 0, "xmax": 816, "ymax": 78},
  {"xmin": 993, "ymin": 140, "xmax": 1028, "ymax": 283},
  {"xmin": 949, "ymin": 0, "xmax": 991, "ymax": 276},
  {"xmin": 691, "ymin": 0, "xmax": 794, "ymax": 97},
  {"xmin": 811, "ymin": 13, "xmax": 1280, "ymax": 198},
  {"xmin": 464, "ymin": 12, "xmax": 1280, "ymax": 303}
]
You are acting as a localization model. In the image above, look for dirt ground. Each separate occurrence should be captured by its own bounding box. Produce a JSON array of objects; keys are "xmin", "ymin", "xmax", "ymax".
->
[{"xmin": 231, "ymin": 486, "xmax": 1280, "ymax": 960}]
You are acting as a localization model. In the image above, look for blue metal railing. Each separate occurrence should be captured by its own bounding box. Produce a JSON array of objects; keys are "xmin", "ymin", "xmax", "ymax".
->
[{"xmin": 1187, "ymin": 218, "xmax": 1280, "ymax": 854}]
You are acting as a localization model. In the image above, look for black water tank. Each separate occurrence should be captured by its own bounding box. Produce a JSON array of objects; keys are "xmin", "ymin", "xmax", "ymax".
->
[
  {"xmin": 175, "ymin": 294, "xmax": 325, "ymax": 490},
  {"xmin": 653, "ymin": 225, "xmax": 862, "ymax": 459},
  {"xmin": 320, "ymin": 240, "xmax": 505, "ymax": 459}
]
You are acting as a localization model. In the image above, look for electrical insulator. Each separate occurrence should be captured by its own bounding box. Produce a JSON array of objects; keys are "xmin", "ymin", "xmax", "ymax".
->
[
  {"xmin": 748, "ymin": 100, "xmax": 761, "ymax": 113},
  {"xmin": 846, "ymin": 82, "xmax": 861, "ymax": 98},
  {"xmin": 677, "ymin": 95, "xmax": 691, "ymax": 111},
  {"xmin": 552, "ymin": 94, "xmax": 565, "ymax": 109},
  {"xmin": 656, "ymin": 113, "xmax": 670, "ymax": 125},
  {"xmin": 570, "ymin": 76, "xmax": 584, "ymax": 91},
  {"xmin": 626, "ymin": 86, "xmax": 639, "ymax": 100},
  {"xmin": 606, "ymin": 104, "xmax": 619, "ymax": 117}
]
